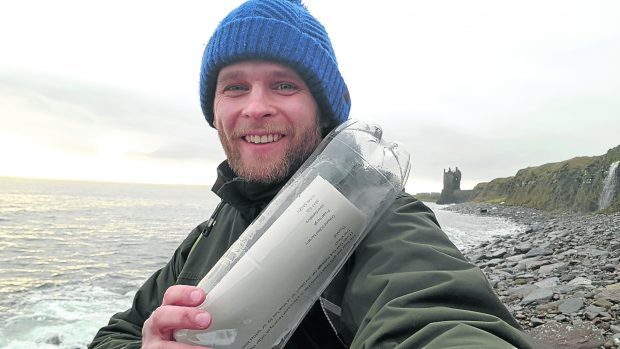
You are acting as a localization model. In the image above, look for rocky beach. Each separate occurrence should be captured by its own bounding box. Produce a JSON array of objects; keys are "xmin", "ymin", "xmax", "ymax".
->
[{"xmin": 444, "ymin": 202, "xmax": 620, "ymax": 349}]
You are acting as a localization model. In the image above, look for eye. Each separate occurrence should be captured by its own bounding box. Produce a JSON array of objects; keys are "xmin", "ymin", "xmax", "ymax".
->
[
  {"xmin": 275, "ymin": 82, "xmax": 296, "ymax": 90},
  {"xmin": 273, "ymin": 82, "xmax": 299, "ymax": 95},
  {"xmin": 223, "ymin": 85, "xmax": 247, "ymax": 92},
  {"xmin": 221, "ymin": 84, "xmax": 248, "ymax": 96}
]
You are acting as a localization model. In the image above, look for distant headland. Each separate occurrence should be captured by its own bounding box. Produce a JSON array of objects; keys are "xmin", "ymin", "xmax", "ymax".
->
[{"xmin": 417, "ymin": 144, "xmax": 620, "ymax": 214}]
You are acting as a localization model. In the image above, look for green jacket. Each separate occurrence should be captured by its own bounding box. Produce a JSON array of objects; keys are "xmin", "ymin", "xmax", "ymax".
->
[{"xmin": 89, "ymin": 163, "xmax": 534, "ymax": 349}]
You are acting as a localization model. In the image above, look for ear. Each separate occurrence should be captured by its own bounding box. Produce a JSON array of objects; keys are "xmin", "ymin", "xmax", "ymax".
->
[{"xmin": 211, "ymin": 113, "xmax": 218, "ymax": 130}]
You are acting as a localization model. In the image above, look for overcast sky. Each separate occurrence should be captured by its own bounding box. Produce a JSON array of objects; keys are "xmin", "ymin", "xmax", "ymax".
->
[{"xmin": 1, "ymin": 0, "xmax": 619, "ymax": 193}]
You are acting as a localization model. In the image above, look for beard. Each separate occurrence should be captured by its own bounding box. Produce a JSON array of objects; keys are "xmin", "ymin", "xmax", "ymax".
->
[{"xmin": 218, "ymin": 118, "xmax": 322, "ymax": 184}]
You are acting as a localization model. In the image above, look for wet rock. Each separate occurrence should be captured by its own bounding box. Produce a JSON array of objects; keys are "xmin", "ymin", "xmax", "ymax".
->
[
  {"xmin": 507, "ymin": 284, "xmax": 539, "ymax": 298},
  {"xmin": 553, "ymin": 314, "xmax": 567, "ymax": 322},
  {"xmin": 585, "ymin": 305, "xmax": 605, "ymax": 320},
  {"xmin": 525, "ymin": 247, "xmax": 553, "ymax": 258},
  {"xmin": 530, "ymin": 317, "xmax": 545, "ymax": 327},
  {"xmin": 598, "ymin": 283, "xmax": 620, "ymax": 303},
  {"xmin": 538, "ymin": 262, "xmax": 568, "ymax": 275},
  {"xmin": 506, "ymin": 254, "xmax": 526, "ymax": 262},
  {"xmin": 526, "ymin": 259, "xmax": 551, "ymax": 270},
  {"xmin": 489, "ymin": 248, "xmax": 508, "ymax": 258},
  {"xmin": 481, "ymin": 258, "xmax": 504, "ymax": 267},
  {"xmin": 593, "ymin": 298, "xmax": 613, "ymax": 308},
  {"xmin": 535, "ymin": 277, "xmax": 559, "ymax": 288},
  {"xmin": 567, "ymin": 277, "xmax": 592, "ymax": 287},
  {"xmin": 515, "ymin": 243, "xmax": 532, "ymax": 254},
  {"xmin": 536, "ymin": 300, "xmax": 561, "ymax": 313},
  {"xmin": 555, "ymin": 284, "xmax": 586, "ymax": 294},
  {"xmin": 512, "ymin": 278, "xmax": 529, "ymax": 286},
  {"xmin": 521, "ymin": 287, "xmax": 553, "ymax": 305},
  {"xmin": 515, "ymin": 273, "xmax": 536, "ymax": 281},
  {"xmin": 558, "ymin": 298, "xmax": 584, "ymax": 314},
  {"xmin": 45, "ymin": 334, "xmax": 63, "ymax": 345},
  {"xmin": 529, "ymin": 321, "xmax": 605, "ymax": 349}
]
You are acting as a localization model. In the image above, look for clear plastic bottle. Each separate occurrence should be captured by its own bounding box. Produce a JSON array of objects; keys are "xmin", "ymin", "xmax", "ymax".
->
[{"xmin": 174, "ymin": 120, "xmax": 410, "ymax": 348}]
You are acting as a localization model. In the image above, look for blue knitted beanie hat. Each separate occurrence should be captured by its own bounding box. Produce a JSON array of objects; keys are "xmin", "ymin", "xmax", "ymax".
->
[{"xmin": 199, "ymin": 0, "xmax": 350, "ymax": 129}]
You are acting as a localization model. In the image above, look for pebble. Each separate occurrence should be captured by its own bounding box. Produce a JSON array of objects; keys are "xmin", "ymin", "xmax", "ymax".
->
[{"xmin": 445, "ymin": 202, "xmax": 620, "ymax": 347}]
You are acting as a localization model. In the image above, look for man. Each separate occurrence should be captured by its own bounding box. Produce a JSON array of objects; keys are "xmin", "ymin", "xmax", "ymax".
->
[{"xmin": 90, "ymin": 1, "xmax": 534, "ymax": 348}]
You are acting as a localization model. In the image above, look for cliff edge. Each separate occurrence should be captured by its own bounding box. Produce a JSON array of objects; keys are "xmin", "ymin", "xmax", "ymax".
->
[{"xmin": 471, "ymin": 145, "xmax": 620, "ymax": 213}]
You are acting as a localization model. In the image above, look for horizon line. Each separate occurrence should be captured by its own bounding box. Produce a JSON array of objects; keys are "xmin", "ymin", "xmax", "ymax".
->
[{"xmin": 0, "ymin": 175, "xmax": 212, "ymax": 188}]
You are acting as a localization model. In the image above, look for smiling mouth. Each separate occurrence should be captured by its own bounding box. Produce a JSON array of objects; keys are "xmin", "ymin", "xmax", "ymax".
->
[{"xmin": 244, "ymin": 134, "xmax": 284, "ymax": 144}]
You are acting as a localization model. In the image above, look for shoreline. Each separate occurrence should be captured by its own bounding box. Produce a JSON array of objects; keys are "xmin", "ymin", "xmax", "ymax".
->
[{"xmin": 443, "ymin": 202, "xmax": 620, "ymax": 348}]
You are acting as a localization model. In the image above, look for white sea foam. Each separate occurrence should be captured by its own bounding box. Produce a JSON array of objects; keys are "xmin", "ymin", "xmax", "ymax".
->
[
  {"xmin": 425, "ymin": 202, "xmax": 523, "ymax": 250},
  {"xmin": 0, "ymin": 284, "xmax": 136, "ymax": 349}
]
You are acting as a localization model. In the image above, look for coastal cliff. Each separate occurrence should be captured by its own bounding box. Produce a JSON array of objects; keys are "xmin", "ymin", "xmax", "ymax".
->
[{"xmin": 471, "ymin": 145, "xmax": 620, "ymax": 213}]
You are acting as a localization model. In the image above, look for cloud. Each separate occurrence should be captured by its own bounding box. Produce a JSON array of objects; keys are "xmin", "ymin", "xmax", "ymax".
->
[
  {"xmin": 1, "ymin": 71, "xmax": 190, "ymax": 131},
  {"xmin": 0, "ymin": 70, "xmax": 225, "ymax": 164}
]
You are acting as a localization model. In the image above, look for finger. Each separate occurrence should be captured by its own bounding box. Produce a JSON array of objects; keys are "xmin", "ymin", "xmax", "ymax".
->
[
  {"xmin": 146, "ymin": 305, "xmax": 212, "ymax": 336},
  {"xmin": 162, "ymin": 285, "xmax": 206, "ymax": 307}
]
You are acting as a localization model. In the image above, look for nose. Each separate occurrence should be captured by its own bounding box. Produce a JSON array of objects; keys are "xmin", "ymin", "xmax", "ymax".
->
[{"xmin": 241, "ymin": 86, "xmax": 276, "ymax": 120}]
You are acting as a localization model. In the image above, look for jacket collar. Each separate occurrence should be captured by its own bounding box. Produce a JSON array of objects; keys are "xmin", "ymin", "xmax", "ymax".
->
[{"xmin": 211, "ymin": 161, "xmax": 287, "ymax": 220}]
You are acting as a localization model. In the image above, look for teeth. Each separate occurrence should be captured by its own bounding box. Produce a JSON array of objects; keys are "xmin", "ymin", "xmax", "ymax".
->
[{"xmin": 244, "ymin": 134, "xmax": 282, "ymax": 144}]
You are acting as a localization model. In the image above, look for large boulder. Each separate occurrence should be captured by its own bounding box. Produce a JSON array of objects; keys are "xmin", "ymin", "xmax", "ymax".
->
[{"xmin": 529, "ymin": 321, "xmax": 605, "ymax": 349}]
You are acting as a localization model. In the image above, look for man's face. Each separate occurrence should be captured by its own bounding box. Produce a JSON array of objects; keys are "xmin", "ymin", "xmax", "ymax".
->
[{"xmin": 213, "ymin": 60, "xmax": 322, "ymax": 184}]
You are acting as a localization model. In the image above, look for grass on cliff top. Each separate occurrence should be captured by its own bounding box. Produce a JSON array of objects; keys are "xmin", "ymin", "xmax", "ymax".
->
[
  {"xmin": 516, "ymin": 156, "xmax": 594, "ymax": 176},
  {"xmin": 469, "ymin": 145, "xmax": 620, "ymax": 213},
  {"xmin": 472, "ymin": 176, "xmax": 512, "ymax": 190}
]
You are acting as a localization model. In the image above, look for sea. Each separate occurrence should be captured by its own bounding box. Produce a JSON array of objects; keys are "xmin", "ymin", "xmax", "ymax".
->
[{"xmin": 0, "ymin": 177, "xmax": 522, "ymax": 349}]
